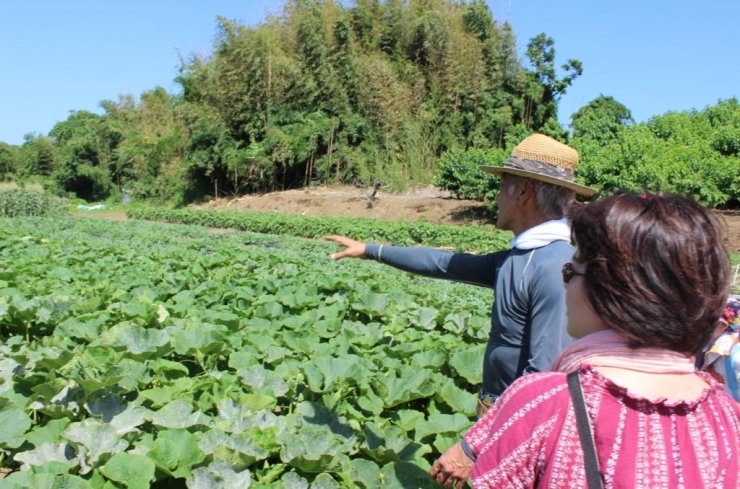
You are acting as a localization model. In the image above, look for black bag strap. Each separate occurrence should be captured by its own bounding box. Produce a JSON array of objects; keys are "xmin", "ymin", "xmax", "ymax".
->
[{"xmin": 567, "ymin": 371, "xmax": 604, "ymax": 489}]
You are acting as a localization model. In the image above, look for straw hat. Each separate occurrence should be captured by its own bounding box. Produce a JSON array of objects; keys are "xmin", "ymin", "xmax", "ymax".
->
[{"xmin": 480, "ymin": 134, "xmax": 596, "ymax": 196}]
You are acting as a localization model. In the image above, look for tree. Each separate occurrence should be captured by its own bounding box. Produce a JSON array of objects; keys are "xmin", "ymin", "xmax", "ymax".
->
[
  {"xmin": 570, "ymin": 95, "xmax": 633, "ymax": 144},
  {"xmin": 49, "ymin": 111, "xmax": 115, "ymax": 201},
  {"xmin": 18, "ymin": 133, "xmax": 56, "ymax": 178},
  {"xmin": 522, "ymin": 33, "xmax": 582, "ymax": 129},
  {"xmin": 0, "ymin": 142, "xmax": 20, "ymax": 180}
]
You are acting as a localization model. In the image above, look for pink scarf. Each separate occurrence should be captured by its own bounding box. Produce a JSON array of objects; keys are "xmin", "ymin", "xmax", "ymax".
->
[{"xmin": 551, "ymin": 329, "xmax": 696, "ymax": 374}]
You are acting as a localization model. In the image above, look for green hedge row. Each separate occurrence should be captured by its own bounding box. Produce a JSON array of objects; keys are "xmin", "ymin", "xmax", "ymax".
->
[
  {"xmin": 0, "ymin": 189, "xmax": 68, "ymax": 217},
  {"xmin": 127, "ymin": 208, "xmax": 512, "ymax": 253}
]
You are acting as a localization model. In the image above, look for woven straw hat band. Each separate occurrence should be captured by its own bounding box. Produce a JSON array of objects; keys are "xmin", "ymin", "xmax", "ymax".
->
[{"xmin": 511, "ymin": 134, "xmax": 579, "ymax": 170}]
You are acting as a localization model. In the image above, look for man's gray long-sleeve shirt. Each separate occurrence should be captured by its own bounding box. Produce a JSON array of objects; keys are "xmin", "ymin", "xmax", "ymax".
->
[{"xmin": 365, "ymin": 241, "xmax": 573, "ymax": 397}]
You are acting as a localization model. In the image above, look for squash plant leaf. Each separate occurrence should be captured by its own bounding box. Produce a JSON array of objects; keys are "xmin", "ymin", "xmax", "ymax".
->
[
  {"xmin": 150, "ymin": 400, "xmax": 211, "ymax": 430},
  {"xmin": 100, "ymin": 452, "xmax": 156, "ymax": 489},
  {"xmin": 99, "ymin": 322, "xmax": 169, "ymax": 356},
  {"xmin": 187, "ymin": 460, "xmax": 252, "ymax": 489},
  {"xmin": 380, "ymin": 460, "xmax": 437, "ymax": 489},
  {"xmin": 14, "ymin": 442, "xmax": 77, "ymax": 471},
  {"xmin": 361, "ymin": 422, "xmax": 430, "ymax": 464},
  {"xmin": 0, "ymin": 405, "xmax": 32, "ymax": 449},
  {"xmin": 238, "ymin": 365, "xmax": 289, "ymax": 397},
  {"xmin": 63, "ymin": 419, "xmax": 129, "ymax": 474},
  {"xmin": 447, "ymin": 344, "xmax": 486, "ymax": 385}
]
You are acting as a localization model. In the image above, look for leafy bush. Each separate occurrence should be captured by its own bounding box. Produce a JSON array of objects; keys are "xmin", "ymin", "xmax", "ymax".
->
[
  {"xmin": 573, "ymin": 98, "xmax": 740, "ymax": 208},
  {"xmin": 0, "ymin": 188, "xmax": 68, "ymax": 217},
  {"xmin": 434, "ymin": 148, "xmax": 506, "ymax": 201}
]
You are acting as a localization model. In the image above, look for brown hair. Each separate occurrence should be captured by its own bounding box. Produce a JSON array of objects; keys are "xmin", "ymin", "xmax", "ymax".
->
[{"xmin": 570, "ymin": 192, "xmax": 730, "ymax": 354}]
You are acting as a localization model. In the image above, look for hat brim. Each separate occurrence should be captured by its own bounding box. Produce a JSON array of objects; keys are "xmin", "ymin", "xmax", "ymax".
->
[{"xmin": 480, "ymin": 166, "xmax": 597, "ymax": 197}]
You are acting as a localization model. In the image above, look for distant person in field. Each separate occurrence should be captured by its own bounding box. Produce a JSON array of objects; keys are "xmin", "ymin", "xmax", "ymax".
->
[
  {"xmin": 446, "ymin": 193, "xmax": 740, "ymax": 489},
  {"xmin": 326, "ymin": 134, "xmax": 596, "ymax": 482},
  {"xmin": 698, "ymin": 295, "xmax": 740, "ymax": 401}
]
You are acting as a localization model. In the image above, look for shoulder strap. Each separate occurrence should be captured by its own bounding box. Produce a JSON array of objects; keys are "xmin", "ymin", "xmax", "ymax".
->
[{"xmin": 567, "ymin": 371, "xmax": 604, "ymax": 489}]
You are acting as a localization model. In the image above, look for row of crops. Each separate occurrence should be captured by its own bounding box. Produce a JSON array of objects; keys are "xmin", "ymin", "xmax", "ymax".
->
[
  {"xmin": 0, "ymin": 217, "xmax": 496, "ymax": 488},
  {"xmin": 126, "ymin": 208, "xmax": 512, "ymax": 253}
]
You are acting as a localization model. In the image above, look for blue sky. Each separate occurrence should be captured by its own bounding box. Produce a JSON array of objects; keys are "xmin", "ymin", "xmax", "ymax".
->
[{"xmin": 1, "ymin": 0, "xmax": 737, "ymax": 145}]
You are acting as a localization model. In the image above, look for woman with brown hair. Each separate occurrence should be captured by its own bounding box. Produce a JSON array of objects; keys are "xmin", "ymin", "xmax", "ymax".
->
[{"xmin": 433, "ymin": 192, "xmax": 740, "ymax": 488}]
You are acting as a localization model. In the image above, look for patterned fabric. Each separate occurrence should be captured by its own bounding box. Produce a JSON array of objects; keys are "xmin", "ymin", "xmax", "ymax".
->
[
  {"xmin": 701, "ymin": 296, "xmax": 740, "ymax": 400},
  {"xmin": 721, "ymin": 296, "xmax": 740, "ymax": 330},
  {"xmin": 464, "ymin": 366, "xmax": 740, "ymax": 488}
]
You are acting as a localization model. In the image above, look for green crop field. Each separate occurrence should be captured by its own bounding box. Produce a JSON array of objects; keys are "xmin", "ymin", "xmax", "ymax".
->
[{"xmin": 0, "ymin": 217, "xmax": 496, "ymax": 488}]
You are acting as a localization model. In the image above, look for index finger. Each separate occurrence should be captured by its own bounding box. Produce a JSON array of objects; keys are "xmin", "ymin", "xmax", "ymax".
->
[{"xmin": 324, "ymin": 235, "xmax": 346, "ymax": 244}]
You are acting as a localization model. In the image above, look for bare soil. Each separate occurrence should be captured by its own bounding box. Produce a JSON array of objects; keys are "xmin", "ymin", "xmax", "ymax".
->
[
  {"xmin": 194, "ymin": 186, "xmax": 494, "ymax": 227},
  {"xmin": 74, "ymin": 185, "xmax": 740, "ymax": 254}
]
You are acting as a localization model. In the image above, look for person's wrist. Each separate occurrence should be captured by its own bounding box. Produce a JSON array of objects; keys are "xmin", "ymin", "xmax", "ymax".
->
[{"xmin": 460, "ymin": 439, "xmax": 476, "ymax": 462}]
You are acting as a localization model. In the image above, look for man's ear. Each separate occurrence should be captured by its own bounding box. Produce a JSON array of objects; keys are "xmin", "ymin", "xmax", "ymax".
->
[{"xmin": 518, "ymin": 179, "xmax": 535, "ymax": 204}]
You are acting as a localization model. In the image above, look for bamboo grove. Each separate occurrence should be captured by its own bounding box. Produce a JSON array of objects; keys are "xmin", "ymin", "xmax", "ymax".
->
[
  {"xmin": 1, "ymin": 0, "xmax": 740, "ymax": 208},
  {"xmin": 0, "ymin": 0, "xmax": 581, "ymax": 204}
]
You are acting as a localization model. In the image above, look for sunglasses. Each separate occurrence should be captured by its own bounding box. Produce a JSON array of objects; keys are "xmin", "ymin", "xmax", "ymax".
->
[{"xmin": 562, "ymin": 262, "xmax": 586, "ymax": 284}]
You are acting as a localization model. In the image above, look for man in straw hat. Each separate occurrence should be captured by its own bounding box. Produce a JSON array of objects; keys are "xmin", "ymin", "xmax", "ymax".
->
[{"xmin": 325, "ymin": 134, "xmax": 596, "ymax": 488}]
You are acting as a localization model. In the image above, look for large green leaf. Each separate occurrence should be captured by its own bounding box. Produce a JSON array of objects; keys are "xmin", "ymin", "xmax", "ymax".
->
[
  {"xmin": 0, "ymin": 472, "xmax": 92, "ymax": 489},
  {"xmin": 14, "ymin": 442, "xmax": 77, "ymax": 471},
  {"xmin": 361, "ymin": 422, "xmax": 430, "ymax": 464},
  {"xmin": 436, "ymin": 378, "xmax": 477, "ymax": 416},
  {"xmin": 352, "ymin": 293, "xmax": 388, "ymax": 317},
  {"xmin": 278, "ymin": 403, "xmax": 355, "ymax": 474},
  {"xmin": 342, "ymin": 457, "xmax": 381, "ymax": 488},
  {"xmin": 98, "ymin": 322, "xmax": 169, "ymax": 356},
  {"xmin": 150, "ymin": 400, "xmax": 211, "ymax": 429},
  {"xmin": 0, "ymin": 358, "xmax": 21, "ymax": 396},
  {"xmin": 308, "ymin": 355, "xmax": 369, "ymax": 392},
  {"xmin": 0, "ymin": 405, "xmax": 32, "ymax": 449},
  {"xmin": 414, "ymin": 413, "xmax": 472, "ymax": 442},
  {"xmin": 198, "ymin": 429, "xmax": 268, "ymax": 464},
  {"xmin": 25, "ymin": 419, "xmax": 71, "ymax": 448},
  {"xmin": 186, "ymin": 461, "xmax": 251, "ymax": 489},
  {"xmin": 372, "ymin": 366, "xmax": 437, "ymax": 408},
  {"xmin": 391, "ymin": 410, "xmax": 425, "ymax": 432},
  {"xmin": 170, "ymin": 323, "xmax": 226, "ymax": 355},
  {"xmin": 100, "ymin": 452, "xmax": 155, "ymax": 489},
  {"xmin": 63, "ymin": 419, "xmax": 128, "ymax": 474},
  {"xmin": 155, "ymin": 429, "xmax": 205, "ymax": 477},
  {"xmin": 237, "ymin": 365, "xmax": 288, "ymax": 397},
  {"xmin": 447, "ymin": 344, "xmax": 486, "ymax": 384},
  {"xmin": 147, "ymin": 437, "xmax": 179, "ymax": 471},
  {"xmin": 379, "ymin": 460, "xmax": 437, "ymax": 489}
]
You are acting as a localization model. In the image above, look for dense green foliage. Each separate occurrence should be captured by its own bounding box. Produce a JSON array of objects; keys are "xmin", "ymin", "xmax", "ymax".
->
[
  {"xmin": 434, "ymin": 97, "xmax": 740, "ymax": 208},
  {"xmin": 0, "ymin": 189, "xmax": 68, "ymax": 218},
  {"xmin": 127, "ymin": 208, "xmax": 512, "ymax": 253},
  {"xmin": 573, "ymin": 98, "xmax": 740, "ymax": 208},
  {"xmin": 0, "ymin": 217, "xmax": 494, "ymax": 487},
  {"xmin": 3, "ymin": 1, "xmax": 738, "ymax": 208},
  {"xmin": 0, "ymin": 0, "xmax": 580, "ymax": 205},
  {"xmin": 433, "ymin": 148, "xmax": 503, "ymax": 201}
]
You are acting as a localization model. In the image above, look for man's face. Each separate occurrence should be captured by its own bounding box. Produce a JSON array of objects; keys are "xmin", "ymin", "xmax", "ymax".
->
[{"xmin": 495, "ymin": 175, "xmax": 519, "ymax": 231}]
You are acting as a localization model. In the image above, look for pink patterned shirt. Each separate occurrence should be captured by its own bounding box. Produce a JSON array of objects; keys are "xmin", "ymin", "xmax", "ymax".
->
[{"xmin": 465, "ymin": 366, "xmax": 740, "ymax": 488}]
